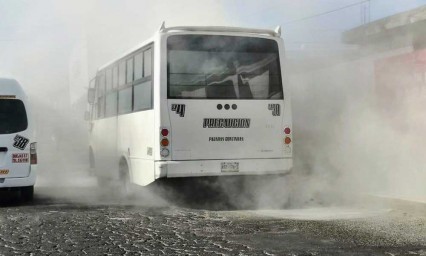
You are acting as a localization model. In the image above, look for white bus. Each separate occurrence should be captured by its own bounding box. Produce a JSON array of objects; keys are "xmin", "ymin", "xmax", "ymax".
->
[
  {"xmin": 0, "ymin": 78, "xmax": 37, "ymax": 201},
  {"xmin": 87, "ymin": 24, "xmax": 292, "ymax": 189}
]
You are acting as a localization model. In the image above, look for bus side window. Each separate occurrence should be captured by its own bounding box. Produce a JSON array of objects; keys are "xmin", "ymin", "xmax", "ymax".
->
[
  {"xmin": 134, "ymin": 52, "xmax": 143, "ymax": 81},
  {"xmin": 118, "ymin": 87, "xmax": 132, "ymax": 114},
  {"xmin": 105, "ymin": 91, "xmax": 117, "ymax": 117},
  {"xmin": 112, "ymin": 65, "xmax": 118, "ymax": 88},
  {"xmin": 134, "ymin": 81, "xmax": 152, "ymax": 111},
  {"xmin": 126, "ymin": 58, "xmax": 134, "ymax": 84},
  {"xmin": 94, "ymin": 77, "xmax": 99, "ymax": 120},
  {"xmin": 144, "ymin": 48, "xmax": 152, "ymax": 77},
  {"xmin": 98, "ymin": 96, "xmax": 105, "ymax": 118},
  {"xmin": 133, "ymin": 47, "xmax": 153, "ymax": 112},
  {"xmin": 99, "ymin": 71, "xmax": 106, "ymax": 96},
  {"xmin": 106, "ymin": 67, "xmax": 112, "ymax": 91},
  {"xmin": 97, "ymin": 72, "xmax": 106, "ymax": 118},
  {"xmin": 119, "ymin": 61, "xmax": 126, "ymax": 86}
]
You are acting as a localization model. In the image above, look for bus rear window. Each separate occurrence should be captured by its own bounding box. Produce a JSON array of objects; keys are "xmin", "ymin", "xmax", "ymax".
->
[
  {"xmin": 0, "ymin": 99, "xmax": 28, "ymax": 134},
  {"xmin": 167, "ymin": 35, "xmax": 283, "ymax": 99}
]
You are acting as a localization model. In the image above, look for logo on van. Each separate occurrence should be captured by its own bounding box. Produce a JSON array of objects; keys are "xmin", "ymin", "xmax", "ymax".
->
[
  {"xmin": 268, "ymin": 104, "xmax": 280, "ymax": 116},
  {"xmin": 0, "ymin": 169, "xmax": 9, "ymax": 175},
  {"xmin": 13, "ymin": 135, "xmax": 29, "ymax": 150},
  {"xmin": 171, "ymin": 104, "xmax": 186, "ymax": 117}
]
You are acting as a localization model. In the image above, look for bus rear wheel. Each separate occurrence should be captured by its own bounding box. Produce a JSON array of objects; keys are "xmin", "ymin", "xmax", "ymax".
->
[{"xmin": 119, "ymin": 160, "xmax": 135, "ymax": 198}]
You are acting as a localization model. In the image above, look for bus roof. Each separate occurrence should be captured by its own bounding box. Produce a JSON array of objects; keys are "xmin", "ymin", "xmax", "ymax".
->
[
  {"xmin": 96, "ymin": 24, "xmax": 282, "ymax": 74},
  {"xmin": 0, "ymin": 78, "xmax": 26, "ymax": 98},
  {"xmin": 160, "ymin": 25, "xmax": 282, "ymax": 38}
]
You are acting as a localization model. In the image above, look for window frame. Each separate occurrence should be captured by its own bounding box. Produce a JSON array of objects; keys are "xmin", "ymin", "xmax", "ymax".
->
[
  {"xmin": 118, "ymin": 60, "xmax": 126, "ymax": 87},
  {"xmin": 94, "ymin": 43, "xmax": 154, "ymax": 119},
  {"xmin": 96, "ymin": 71, "xmax": 106, "ymax": 119},
  {"xmin": 166, "ymin": 35, "xmax": 284, "ymax": 100},
  {"xmin": 126, "ymin": 57, "xmax": 134, "ymax": 85},
  {"xmin": 133, "ymin": 45, "xmax": 153, "ymax": 112},
  {"xmin": 134, "ymin": 51, "xmax": 143, "ymax": 81},
  {"xmin": 0, "ymin": 99, "xmax": 28, "ymax": 134},
  {"xmin": 106, "ymin": 67, "xmax": 112, "ymax": 91},
  {"xmin": 112, "ymin": 65, "xmax": 118, "ymax": 89}
]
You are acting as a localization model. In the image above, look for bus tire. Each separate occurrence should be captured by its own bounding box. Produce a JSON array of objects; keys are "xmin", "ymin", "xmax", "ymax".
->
[
  {"xmin": 89, "ymin": 148, "xmax": 95, "ymax": 175},
  {"xmin": 119, "ymin": 159, "xmax": 134, "ymax": 198},
  {"xmin": 21, "ymin": 186, "xmax": 34, "ymax": 202}
]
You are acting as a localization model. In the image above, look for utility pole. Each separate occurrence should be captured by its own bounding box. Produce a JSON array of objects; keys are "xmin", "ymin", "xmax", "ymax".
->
[{"xmin": 361, "ymin": 0, "xmax": 371, "ymax": 24}]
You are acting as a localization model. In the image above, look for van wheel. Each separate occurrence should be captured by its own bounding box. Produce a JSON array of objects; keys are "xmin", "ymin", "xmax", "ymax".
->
[{"xmin": 21, "ymin": 186, "xmax": 34, "ymax": 202}]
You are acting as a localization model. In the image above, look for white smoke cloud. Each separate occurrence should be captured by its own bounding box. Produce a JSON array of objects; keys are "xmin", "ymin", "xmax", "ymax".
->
[{"xmin": 2, "ymin": 0, "xmax": 425, "ymax": 210}]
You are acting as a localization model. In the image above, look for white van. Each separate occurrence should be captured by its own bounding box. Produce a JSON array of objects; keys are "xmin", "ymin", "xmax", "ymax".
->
[{"xmin": 0, "ymin": 78, "xmax": 37, "ymax": 200}]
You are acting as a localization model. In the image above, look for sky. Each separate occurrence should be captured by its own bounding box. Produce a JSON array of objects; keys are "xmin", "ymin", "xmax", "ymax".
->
[
  {"xmin": 0, "ymin": 0, "xmax": 426, "ymax": 99},
  {"xmin": 225, "ymin": 0, "xmax": 426, "ymax": 49}
]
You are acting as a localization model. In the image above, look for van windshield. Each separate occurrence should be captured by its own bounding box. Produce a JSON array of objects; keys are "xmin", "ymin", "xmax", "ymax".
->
[
  {"xmin": 167, "ymin": 35, "xmax": 283, "ymax": 99},
  {"xmin": 0, "ymin": 99, "xmax": 28, "ymax": 134}
]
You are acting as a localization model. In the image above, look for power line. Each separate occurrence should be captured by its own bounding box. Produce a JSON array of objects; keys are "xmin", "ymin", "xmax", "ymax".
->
[{"xmin": 283, "ymin": 0, "xmax": 370, "ymax": 25}]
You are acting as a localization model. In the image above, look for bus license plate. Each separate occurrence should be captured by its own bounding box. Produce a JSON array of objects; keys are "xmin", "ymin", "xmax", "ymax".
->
[{"xmin": 221, "ymin": 162, "xmax": 239, "ymax": 173}]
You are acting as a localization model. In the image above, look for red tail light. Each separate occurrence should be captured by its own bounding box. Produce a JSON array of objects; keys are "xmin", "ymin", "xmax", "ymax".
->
[
  {"xmin": 30, "ymin": 142, "xmax": 37, "ymax": 165},
  {"xmin": 284, "ymin": 127, "xmax": 291, "ymax": 135},
  {"xmin": 160, "ymin": 128, "xmax": 170, "ymax": 157},
  {"xmin": 161, "ymin": 128, "xmax": 169, "ymax": 137}
]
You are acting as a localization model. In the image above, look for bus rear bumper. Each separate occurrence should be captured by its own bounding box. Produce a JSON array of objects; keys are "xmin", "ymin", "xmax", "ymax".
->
[
  {"xmin": 155, "ymin": 158, "xmax": 292, "ymax": 179},
  {"xmin": 0, "ymin": 165, "xmax": 37, "ymax": 188}
]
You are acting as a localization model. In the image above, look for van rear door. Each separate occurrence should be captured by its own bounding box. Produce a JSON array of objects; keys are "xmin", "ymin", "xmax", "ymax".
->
[{"xmin": 0, "ymin": 98, "xmax": 31, "ymax": 178}]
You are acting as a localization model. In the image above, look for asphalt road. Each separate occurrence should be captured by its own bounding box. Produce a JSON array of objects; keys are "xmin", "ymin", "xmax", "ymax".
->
[{"xmin": 0, "ymin": 181, "xmax": 425, "ymax": 256}]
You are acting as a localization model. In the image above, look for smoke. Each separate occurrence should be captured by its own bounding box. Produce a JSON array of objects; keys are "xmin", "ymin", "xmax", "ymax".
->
[
  {"xmin": 218, "ymin": 45, "xmax": 426, "ymax": 210},
  {"xmin": 284, "ymin": 51, "xmax": 426, "ymax": 208},
  {"xmin": 0, "ymin": 0, "xmax": 232, "ymax": 204},
  {"xmin": 2, "ymin": 1, "xmax": 425, "ymax": 211}
]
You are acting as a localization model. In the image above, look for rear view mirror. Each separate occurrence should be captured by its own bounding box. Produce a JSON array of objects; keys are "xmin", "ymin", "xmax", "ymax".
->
[{"xmin": 88, "ymin": 88, "xmax": 95, "ymax": 104}]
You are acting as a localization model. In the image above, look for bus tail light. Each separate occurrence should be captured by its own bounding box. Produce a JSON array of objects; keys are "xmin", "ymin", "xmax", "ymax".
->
[
  {"xmin": 30, "ymin": 142, "xmax": 37, "ymax": 165},
  {"xmin": 284, "ymin": 137, "xmax": 292, "ymax": 145},
  {"xmin": 160, "ymin": 148, "xmax": 169, "ymax": 157},
  {"xmin": 161, "ymin": 128, "xmax": 169, "ymax": 137},
  {"xmin": 161, "ymin": 138, "xmax": 169, "ymax": 147},
  {"xmin": 160, "ymin": 127, "xmax": 170, "ymax": 158},
  {"xmin": 284, "ymin": 127, "xmax": 291, "ymax": 135}
]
